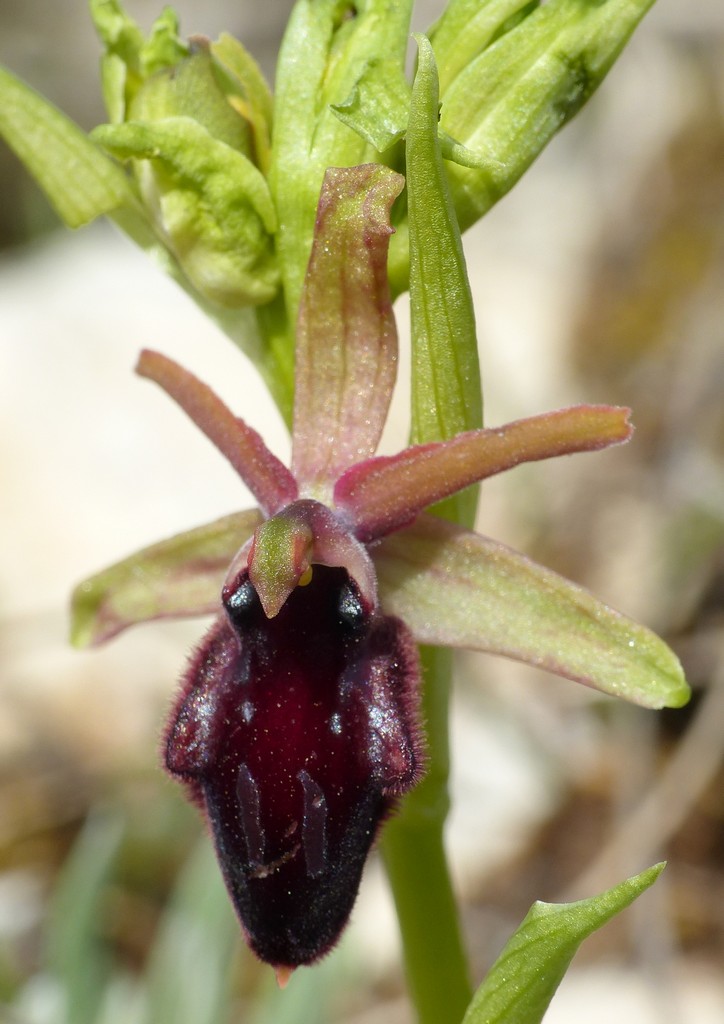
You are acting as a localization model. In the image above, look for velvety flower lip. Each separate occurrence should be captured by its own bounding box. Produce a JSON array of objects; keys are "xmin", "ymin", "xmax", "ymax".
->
[
  {"xmin": 166, "ymin": 561, "xmax": 423, "ymax": 973},
  {"xmin": 70, "ymin": 164, "xmax": 689, "ymax": 974}
]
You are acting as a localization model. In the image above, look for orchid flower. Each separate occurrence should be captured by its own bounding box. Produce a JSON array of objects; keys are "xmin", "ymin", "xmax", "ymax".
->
[{"xmin": 71, "ymin": 164, "xmax": 687, "ymax": 979}]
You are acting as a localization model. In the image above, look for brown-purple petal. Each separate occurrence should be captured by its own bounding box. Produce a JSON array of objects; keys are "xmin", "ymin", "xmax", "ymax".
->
[{"xmin": 335, "ymin": 405, "xmax": 633, "ymax": 541}]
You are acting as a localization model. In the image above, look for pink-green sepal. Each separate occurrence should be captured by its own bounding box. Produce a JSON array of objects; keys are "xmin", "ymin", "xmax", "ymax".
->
[
  {"xmin": 375, "ymin": 515, "xmax": 689, "ymax": 710},
  {"xmin": 70, "ymin": 509, "xmax": 263, "ymax": 647},
  {"xmin": 292, "ymin": 164, "xmax": 404, "ymax": 491},
  {"xmin": 335, "ymin": 405, "xmax": 633, "ymax": 541}
]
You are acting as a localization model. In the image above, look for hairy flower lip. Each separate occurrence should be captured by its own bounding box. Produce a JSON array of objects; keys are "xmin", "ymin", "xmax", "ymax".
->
[{"xmin": 166, "ymin": 562, "xmax": 424, "ymax": 968}]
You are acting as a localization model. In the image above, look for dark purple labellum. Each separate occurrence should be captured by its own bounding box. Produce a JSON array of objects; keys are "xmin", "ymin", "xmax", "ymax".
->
[{"xmin": 165, "ymin": 565, "xmax": 423, "ymax": 969}]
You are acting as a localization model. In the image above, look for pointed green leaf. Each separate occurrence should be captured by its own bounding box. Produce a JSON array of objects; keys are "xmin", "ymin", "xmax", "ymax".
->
[
  {"xmin": 139, "ymin": 6, "xmax": 188, "ymax": 77},
  {"xmin": 336, "ymin": 405, "xmax": 631, "ymax": 542},
  {"xmin": 0, "ymin": 64, "xmax": 134, "ymax": 227},
  {"xmin": 404, "ymin": 35, "xmax": 483, "ymax": 530},
  {"xmin": 71, "ymin": 510, "xmax": 262, "ymax": 647},
  {"xmin": 90, "ymin": 0, "xmax": 146, "ymax": 121},
  {"xmin": 90, "ymin": 0, "xmax": 188, "ymax": 120},
  {"xmin": 90, "ymin": 0, "xmax": 145, "ymax": 68},
  {"xmin": 375, "ymin": 516, "xmax": 690, "ymax": 708},
  {"xmin": 381, "ymin": 43, "xmax": 484, "ymax": 1018},
  {"xmin": 462, "ymin": 863, "xmax": 665, "ymax": 1024},
  {"xmin": 437, "ymin": 0, "xmax": 658, "ymax": 233},
  {"xmin": 291, "ymin": 164, "xmax": 404, "ymax": 490}
]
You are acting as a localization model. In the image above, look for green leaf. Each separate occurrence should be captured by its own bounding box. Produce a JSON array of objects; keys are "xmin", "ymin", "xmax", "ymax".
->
[
  {"xmin": 140, "ymin": 6, "xmax": 188, "ymax": 77},
  {"xmin": 376, "ymin": 515, "xmax": 690, "ymax": 709},
  {"xmin": 462, "ymin": 863, "xmax": 665, "ymax": 1024},
  {"xmin": 404, "ymin": 35, "xmax": 483, "ymax": 528},
  {"xmin": 45, "ymin": 813, "xmax": 125, "ymax": 1024},
  {"xmin": 90, "ymin": 0, "xmax": 145, "ymax": 68},
  {"xmin": 380, "ymin": 38, "xmax": 482, "ymax": 1024},
  {"xmin": 90, "ymin": 0, "xmax": 146, "ymax": 121},
  {"xmin": 0, "ymin": 64, "xmax": 134, "ymax": 227},
  {"xmin": 90, "ymin": 0, "xmax": 188, "ymax": 120},
  {"xmin": 129, "ymin": 49, "xmax": 253, "ymax": 158},
  {"xmin": 142, "ymin": 838, "xmax": 239, "ymax": 1024},
  {"xmin": 437, "ymin": 0, "xmax": 658, "ymax": 233},
  {"xmin": 70, "ymin": 510, "xmax": 262, "ymax": 647}
]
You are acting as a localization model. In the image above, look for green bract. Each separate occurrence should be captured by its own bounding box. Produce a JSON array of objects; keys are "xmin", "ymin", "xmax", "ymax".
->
[
  {"xmin": 463, "ymin": 864, "xmax": 666, "ymax": 1024},
  {"xmin": 93, "ymin": 116, "xmax": 278, "ymax": 307},
  {"xmin": 432, "ymin": 0, "xmax": 659, "ymax": 232}
]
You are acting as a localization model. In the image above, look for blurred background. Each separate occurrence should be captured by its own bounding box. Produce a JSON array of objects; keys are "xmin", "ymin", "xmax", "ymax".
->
[{"xmin": 1, "ymin": 1, "xmax": 723, "ymax": 1021}]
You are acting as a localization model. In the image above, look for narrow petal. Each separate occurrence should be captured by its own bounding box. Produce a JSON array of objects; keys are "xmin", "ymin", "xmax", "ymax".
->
[
  {"xmin": 374, "ymin": 516, "xmax": 689, "ymax": 709},
  {"xmin": 70, "ymin": 509, "xmax": 262, "ymax": 647},
  {"xmin": 291, "ymin": 165, "xmax": 405, "ymax": 492},
  {"xmin": 137, "ymin": 350, "xmax": 297, "ymax": 515},
  {"xmin": 335, "ymin": 405, "xmax": 633, "ymax": 541}
]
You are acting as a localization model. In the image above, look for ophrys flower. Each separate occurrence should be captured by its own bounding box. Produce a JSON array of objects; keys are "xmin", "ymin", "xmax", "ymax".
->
[{"xmin": 71, "ymin": 165, "xmax": 688, "ymax": 977}]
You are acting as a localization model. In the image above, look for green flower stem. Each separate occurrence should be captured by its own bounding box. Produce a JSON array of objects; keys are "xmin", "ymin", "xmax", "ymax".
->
[
  {"xmin": 382, "ymin": 646, "xmax": 472, "ymax": 1024},
  {"xmin": 381, "ymin": 36, "xmax": 481, "ymax": 1023}
]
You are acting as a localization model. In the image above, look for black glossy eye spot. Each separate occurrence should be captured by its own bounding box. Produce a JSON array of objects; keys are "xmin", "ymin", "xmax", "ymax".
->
[
  {"xmin": 338, "ymin": 580, "xmax": 366, "ymax": 630},
  {"xmin": 224, "ymin": 577, "xmax": 259, "ymax": 627}
]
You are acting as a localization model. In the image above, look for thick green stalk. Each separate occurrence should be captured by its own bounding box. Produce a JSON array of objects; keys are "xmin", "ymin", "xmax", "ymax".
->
[
  {"xmin": 383, "ymin": 646, "xmax": 473, "ymax": 1024},
  {"xmin": 382, "ymin": 36, "xmax": 481, "ymax": 1024}
]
